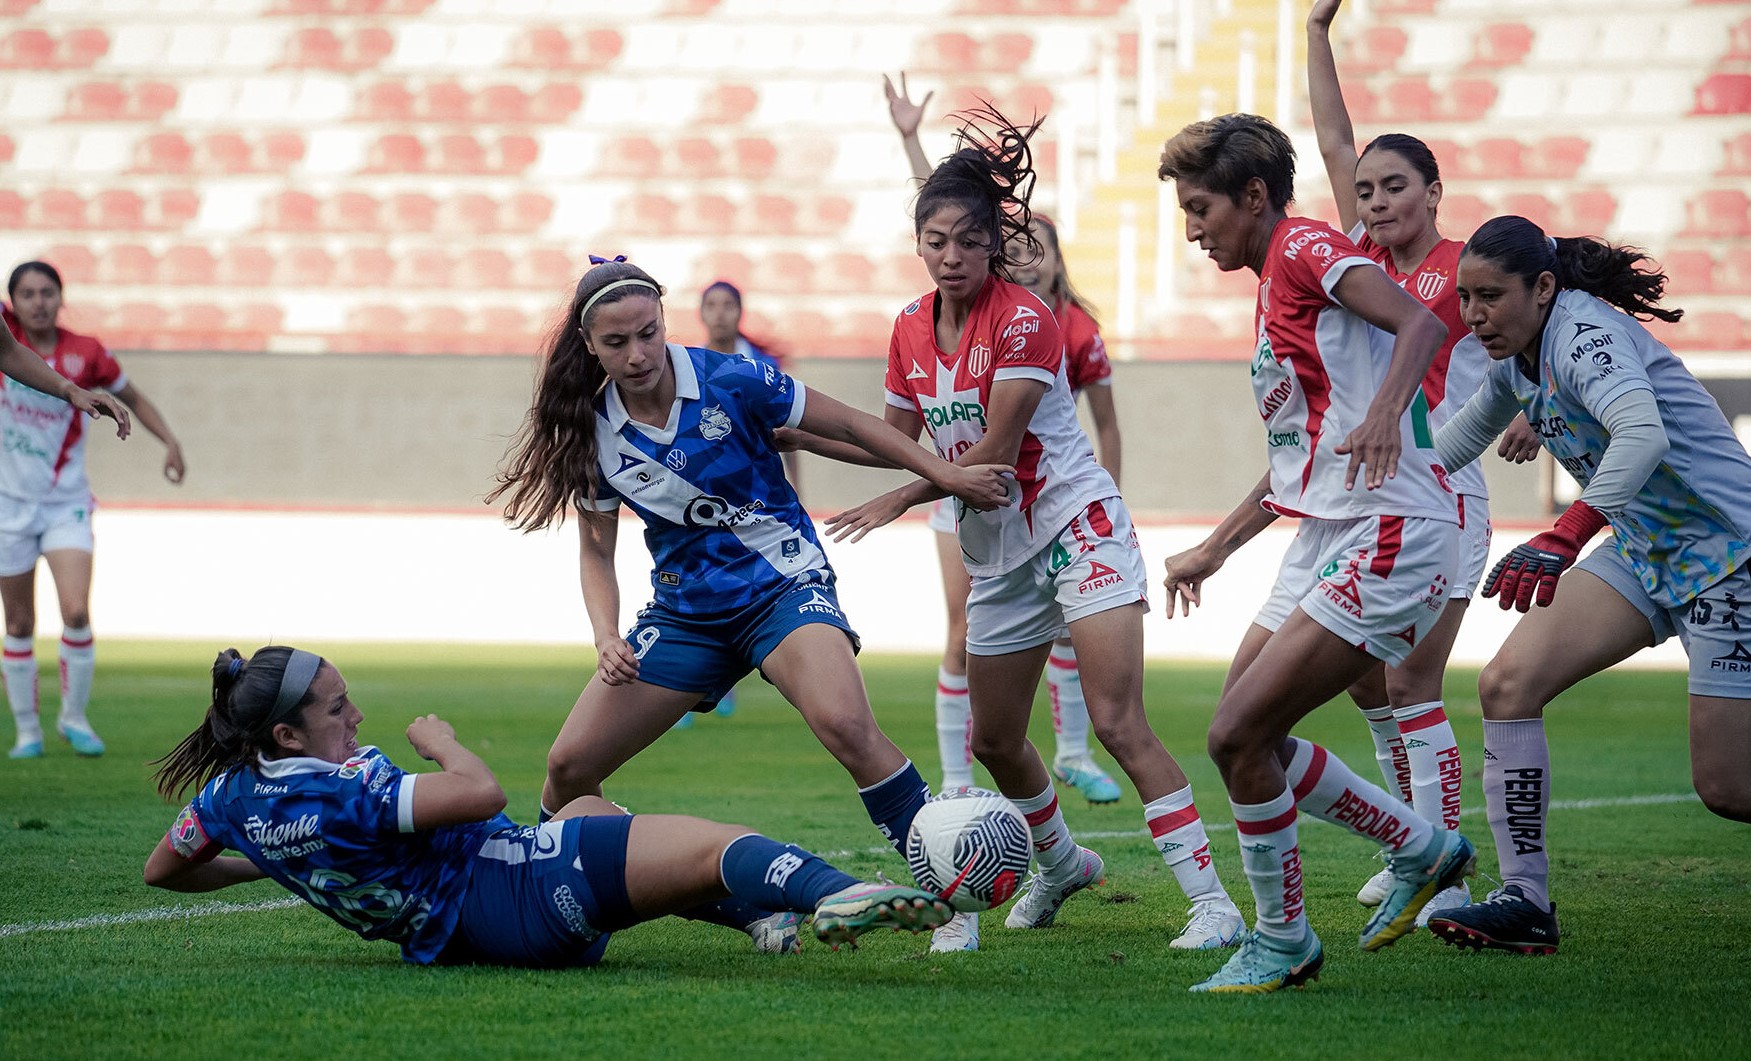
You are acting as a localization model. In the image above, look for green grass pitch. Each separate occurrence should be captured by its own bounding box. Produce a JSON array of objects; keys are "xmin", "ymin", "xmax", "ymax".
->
[{"xmin": 2, "ymin": 641, "xmax": 1747, "ymax": 1060}]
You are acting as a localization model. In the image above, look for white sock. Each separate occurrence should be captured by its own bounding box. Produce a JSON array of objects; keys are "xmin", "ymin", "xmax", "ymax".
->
[
  {"xmin": 1231, "ymin": 788, "xmax": 1307, "ymax": 949},
  {"xmin": 1482, "ymin": 718, "xmax": 1553, "ymax": 911},
  {"xmin": 1284, "ymin": 737, "xmax": 1437, "ymax": 861},
  {"xmin": 1046, "ymin": 643, "xmax": 1090, "ymax": 761},
  {"xmin": 1396, "ymin": 700, "xmax": 1463, "ymax": 831},
  {"xmin": 1145, "ymin": 786, "xmax": 1226, "ymax": 905},
  {"xmin": 934, "ymin": 666, "xmax": 973, "ymax": 789},
  {"xmin": 1359, "ymin": 704, "xmax": 1413, "ymax": 803},
  {"xmin": 58, "ymin": 625, "xmax": 95, "ymax": 730},
  {"xmin": 1013, "ymin": 781, "xmax": 1078, "ymax": 877},
  {"xmin": 4, "ymin": 635, "xmax": 39, "ymax": 746}
]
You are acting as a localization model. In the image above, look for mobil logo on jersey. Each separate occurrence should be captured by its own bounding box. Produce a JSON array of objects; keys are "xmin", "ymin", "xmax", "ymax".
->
[
  {"xmin": 1001, "ymin": 304, "xmax": 1042, "ymax": 357},
  {"xmin": 1416, "ymin": 268, "xmax": 1449, "ymax": 302}
]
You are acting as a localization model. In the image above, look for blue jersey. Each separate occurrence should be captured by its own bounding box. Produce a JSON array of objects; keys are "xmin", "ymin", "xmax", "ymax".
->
[
  {"xmin": 1471, "ymin": 289, "xmax": 1751, "ymax": 606},
  {"xmin": 166, "ymin": 746, "xmax": 511, "ymax": 964},
  {"xmin": 734, "ymin": 335, "xmax": 781, "ymax": 375},
  {"xmin": 583, "ymin": 343, "xmax": 830, "ymax": 615}
]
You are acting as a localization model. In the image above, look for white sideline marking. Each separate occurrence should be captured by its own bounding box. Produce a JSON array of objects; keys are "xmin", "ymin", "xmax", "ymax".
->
[
  {"xmin": 0, "ymin": 793, "xmax": 1705, "ymax": 938},
  {"xmin": 0, "ymin": 897, "xmax": 302, "ymax": 939}
]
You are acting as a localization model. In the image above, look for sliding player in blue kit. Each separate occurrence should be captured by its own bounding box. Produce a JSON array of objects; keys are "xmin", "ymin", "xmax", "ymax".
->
[
  {"xmin": 489, "ymin": 257, "xmax": 1014, "ymax": 897},
  {"xmin": 145, "ymin": 645, "xmax": 953, "ymax": 965}
]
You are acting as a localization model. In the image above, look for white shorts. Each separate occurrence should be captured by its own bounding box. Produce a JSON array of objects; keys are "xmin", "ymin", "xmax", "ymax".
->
[
  {"xmin": 0, "ymin": 494, "xmax": 95, "ymax": 577},
  {"xmin": 927, "ymin": 497, "xmax": 956, "ymax": 535},
  {"xmin": 965, "ymin": 497, "xmax": 1149, "ymax": 656},
  {"xmin": 1576, "ymin": 542, "xmax": 1751, "ymax": 699},
  {"xmin": 1253, "ymin": 514, "xmax": 1460, "ymax": 667},
  {"xmin": 1452, "ymin": 494, "xmax": 1492, "ymax": 600}
]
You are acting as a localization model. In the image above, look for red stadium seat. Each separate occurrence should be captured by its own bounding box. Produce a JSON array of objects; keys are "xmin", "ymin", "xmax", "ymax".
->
[
  {"xmin": 419, "ymin": 80, "xmax": 472, "ymax": 122},
  {"xmin": 918, "ymin": 32, "xmax": 979, "ymax": 72},
  {"xmin": 749, "ymin": 195, "xmax": 798, "ymax": 235},
  {"xmin": 1659, "ymin": 249, "xmax": 1717, "ymax": 295},
  {"xmin": 367, "ymin": 134, "xmax": 425, "ymax": 172},
  {"xmin": 60, "ymin": 27, "xmax": 108, "ymax": 67},
  {"xmin": 675, "ymin": 138, "xmax": 723, "ymax": 178},
  {"xmin": 474, "ymin": 84, "xmax": 529, "ymax": 123},
  {"xmin": 805, "ymin": 196, "xmax": 853, "ymax": 235},
  {"xmin": 598, "ymin": 137, "xmax": 662, "ymax": 179},
  {"xmin": 1728, "ymin": 15, "xmax": 1751, "ymax": 61},
  {"xmin": 1530, "ymin": 136, "xmax": 1589, "ymax": 179},
  {"xmin": 504, "ymin": 192, "xmax": 552, "ymax": 232},
  {"xmin": 820, "ymin": 253, "xmax": 875, "ymax": 293},
  {"xmin": 398, "ymin": 247, "xmax": 454, "ymax": 288},
  {"xmin": 832, "ymin": 311, "xmax": 894, "ymax": 355},
  {"xmin": 200, "ymin": 132, "xmax": 256, "ymax": 173},
  {"xmin": 100, "ymin": 244, "xmax": 156, "ymax": 284},
  {"xmin": 696, "ymin": 252, "xmax": 752, "ymax": 290},
  {"xmin": 529, "ymin": 83, "xmax": 583, "ymax": 123},
  {"xmin": 1564, "ymin": 189, "xmax": 1617, "ymax": 235},
  {"xmin": 454, "ymin": 250, "xmax": 516, "ymax": 289},
  {"xmin": 765, "ymin": 252, "xmax": 814, "ymax": 293},
  {"xmin": 1380, "ymin": 76, "xmax": 1436, "ymax": 123},
  {"xmin": 134, "ymin": 82, "xmax": 177, "ymax": 121},
  {"xmin": 170, "ymin": 303, "xmax": 229, "ymax": 337},
  {"xmin": 580, "ymin": 28, "xmax": 624, "ymax": 68},
  {"xmin": 469, "ymin": 307, "xmax": 539, "ymax": 354},
  {"xmin": 1010, "ymin": 83, "xmax": 1053, "ymax": 119},
  {"xmin": 162, "ymin": 245, "xmax": 218, "ymax": 285},
  {"xmin": 490, "ymin": 135, "xmax": 539, "ymax": 175},
  {"xmin": 1346, "ymin": 26, "xmax": 1406, "ymax": 74},
  {"xmin": 1, "ymin": 28, "xmax": 56, "ymax": 68},
  {"xmin": 0, "ymin": 134, "xmax": 12, "ymax": 165},
  {"xmin": 986, "ymin": 33, "xmax": 1034, "ymax": 70},
  {"xmin": 513, "ymin": 247, "xmax": 576, "ymax": 290},
  {"xmin": 1436, "ymin": 193, "xmax": 1489, "ymax": 238},
  {"xmin": 733, "ymin": 137, "xmax": 778, "ymax": 179},
  {"xmin": 1472, "ymin": 22, "xmax": 1533, "ymax": 68},
  {"xmin": 441, "ymin": 193, "xmax": 498, "ymax": 233},
  {"xmin": 153, "ymin": 189, "xmax": 199, "ymax": 228},
  {"xmin": 1684, "ymin": 188, "xmax": 1751, "ymax": 238},
  {"xmin": 1694, "ymin": 74, "xmax": 1751, "ymax": 116},
  {"xmin": 218, "ymin": 245, "xmax": 276, "ymax": 286},
  {"xmin": 337, "ymin": 247, "xmax": 395, "ymax": 287},
  {"xmin": 110, "ymin": 302, "xmax": 169, "ymax": 339},
  {"xmin": 356, "ymin": 80, "xmax": 416, "ymax": 121},
  {"xmin": 1722, "ymin": 132, "xmax": 1751, "ymax": 176},
  {"xmin": 0, "ymin": 190, "xmax": 23, "ymax": 226},
  {"xmin": 1663, "ymin": 311, "xmax": 1748, "ymax": 352},
  {"xmin": 326, "ymin": 191, "xmax": 381, "ymax": 231},
  {"xmin": 33, "ymin": 188, "xmax": 86, "ymax": 228},
  {"xmin": 40, "ymin": 245, "xmax": 97, "ymax": 283},
  {"xmin": 65, "ymin": 81, "xmax": 127, "ymax": 120},
  {"xmin": 680, "ymin": 194, "xmax": 735, "ymax": 235},
  {"xmin": 434, "ymin": 135, "xmax": 487, "ymax": 174},
  {"xmin": 283, "ymin": 26, "xmax": 391, "ymax": 71},
  {"xmin": 510, "ymin": 27, "xmax": 573, "ymax": 68},
  {"xmin": 1472, "ymin": 138, "xmax": 1528, "ymax": 179},
  {"xmin": 1442, "ymin": 78, "xmax": 1497, "ymax": 122},
  {"xmin": 260, "ymin": 132, "xmax": 306, "ymax": 169},
  {"xmin": 91, "ymin": 189, "xmax": 146, "ymax": 230},
  {"xmin": 698, "ymin": 84, "xmax": 757, "ymax": 125},
  {"xmin": 276, "ymin": 246, "xmax": 335, "ymax": 287},
  {"xmin": 230, "ymin": 303, "xmax": 283, "ymax": 338},
  {"xmin": 1502, "ymin": 193, "xmax": 1557, "ymax": 232},
  {"xmin": 347, "ymin": 303, "xmax": 407, "ymax": 337},
  {"xmin": 389, "ymin": 193, "xmax": 438, "ymax": 231},
  {"xmin": 406, "ymin": 305, "xmax": 468, "ymax": 351},
  {"xmin": 264, "ymin": 191, "xmax": 321, "ymax": 231}
]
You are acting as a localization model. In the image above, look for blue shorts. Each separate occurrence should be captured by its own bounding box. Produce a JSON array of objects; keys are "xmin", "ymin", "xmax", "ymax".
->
[
  {"xmin": 629, "ymin": 577, "xmax": 860, "ymax": 712},
  {"xmin": 439, "ymin": 815, "xmax": 636, "ymax": 968}
]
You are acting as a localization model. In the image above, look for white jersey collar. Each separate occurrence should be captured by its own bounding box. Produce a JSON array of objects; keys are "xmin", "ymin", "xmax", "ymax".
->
[
  {"xmin": 255, "ymin": 745, "xmax": 379, "ymax": 778},
  {"xmin": 604, "ymin": 342, "xmax": 698, "ymax": 437}
]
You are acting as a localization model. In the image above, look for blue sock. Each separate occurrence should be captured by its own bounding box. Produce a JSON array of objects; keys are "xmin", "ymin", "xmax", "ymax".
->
[
  {"xmin": 858, "ymin": 759, "xmax": 929, "ymax": 855},
  {"xmin": 720, "ymin": 834, "xmax": 858, "ymax": 911},
  {"xmin": 678, "ymin": 898, "xmax": 770, "ymax": 931}
]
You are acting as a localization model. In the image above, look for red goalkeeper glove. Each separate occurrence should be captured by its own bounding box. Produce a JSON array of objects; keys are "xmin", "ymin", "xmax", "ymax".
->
[{"xmin": 1483, "ymin": 500, "xmax": 1609, "ymax": 612}]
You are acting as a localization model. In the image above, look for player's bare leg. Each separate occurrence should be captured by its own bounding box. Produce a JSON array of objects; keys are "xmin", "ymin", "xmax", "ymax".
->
[{"xmin": 544, "ymin": 679, "xmax": 703, "ymax": 813}]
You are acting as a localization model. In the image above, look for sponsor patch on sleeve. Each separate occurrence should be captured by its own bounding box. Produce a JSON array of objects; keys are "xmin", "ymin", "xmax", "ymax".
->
[{"xmin": 167, "ymin": 803, "xmax": 213, "ymax": 860}]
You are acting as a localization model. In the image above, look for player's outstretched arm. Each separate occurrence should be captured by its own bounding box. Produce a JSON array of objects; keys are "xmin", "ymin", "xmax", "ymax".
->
[
  {"xmin": 798, "ymin": 387, "xmax": 1012, "ymax": 512},
  {"xmin": 883, "ymin": 71, "xmax": 934, "ymax": 183},
  {"xmin": 0, "ymin": 327, "xmax": 131, "ymax": 438},
  {"xmin": 406, "ymin": 714, "xmax": 508, "ymax": 829},
  {"xmin": 1307, "ymin": 0, "xmax": 1364, "ymax": 234},
  {"xmin": 1162, "ymin": 472, "xmax": 1277, "ymax": 617},
  {"xmin": 111, "ymin": 381, "xmax": 184, "ymax": 482},
  {"xmin": 143, "ymin": 835, "xmax": 266, "ymax": 892},
  {"xmin": 1330, "ymin": 265, "xmax": 1447, "ymax": 489}
]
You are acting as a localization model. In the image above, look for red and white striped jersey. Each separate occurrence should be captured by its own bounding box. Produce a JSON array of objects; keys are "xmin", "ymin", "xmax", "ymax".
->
[
  {"xmin": 0, "ymin": 309, "xmax": 125, "ymax": 504},
  {"xmin": 886, "ymin": 277, "xmax": 1116, "ymax": 576},
  {"xmin": 1351, "ymin": 227, "xmax": 1488, "ymax": 500},
  {"xmin": 1056, "ymin": 299, "xmax": 1112, "ymax": 395},
  {"xmin": 1251, "ymin": 218, "xmax": 1456, "ymax": 524}
]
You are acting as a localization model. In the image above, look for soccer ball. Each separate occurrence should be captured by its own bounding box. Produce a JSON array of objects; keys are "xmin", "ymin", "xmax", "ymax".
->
[{"xmin": 904, "ymin": 786, "xmax": 1032, "ymax": 912}]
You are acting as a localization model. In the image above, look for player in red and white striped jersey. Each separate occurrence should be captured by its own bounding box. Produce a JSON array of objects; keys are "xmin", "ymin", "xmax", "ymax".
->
[
  {"xmin": 813, "ymin": 103, "xmax": 1244, "ymax": 955},
  {"xmin": 1158, "ymin": 114, "xmax": 1478, "ymax": 993},
  {"xmin": 1302, "ymin": 0, "xmax": 1541, "ymax": 923},
  {"xmin": 885, "ymin": 73, "xmax": 1126, "ymax": 808}
]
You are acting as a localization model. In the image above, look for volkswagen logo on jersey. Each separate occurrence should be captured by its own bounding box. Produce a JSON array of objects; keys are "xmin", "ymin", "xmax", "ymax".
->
[
  {"xmin": 699, "ymin": 405, "xmax": 733, "ymax": 441},
  {"xmin": 665, "ymin": 449, "xmax": 687, "ymax": 471}
]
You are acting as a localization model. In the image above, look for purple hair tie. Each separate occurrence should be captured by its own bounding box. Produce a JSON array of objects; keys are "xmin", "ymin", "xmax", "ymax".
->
[{"xmin": 588, "ymin": 254, "xmax": 628, "ymax": 265}]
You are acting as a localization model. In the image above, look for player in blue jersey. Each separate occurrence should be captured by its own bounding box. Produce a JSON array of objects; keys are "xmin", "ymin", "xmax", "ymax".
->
[
  {"xmin": 489, "ymin": 257, "xmax": 1014, "ymax": 907},
  {"xmin": 1418, "ymin": 216, "xmax": 1751, "ymax": 955},
  {"xmin": 144, "ymin": 645, "xmax": 955, "ymax": 965}
]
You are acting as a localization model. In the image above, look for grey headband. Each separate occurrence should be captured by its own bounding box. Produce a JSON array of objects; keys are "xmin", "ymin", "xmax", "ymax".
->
[{"xmin": 269, "ymin": 649, "xmax": 323, "ymax": 726}]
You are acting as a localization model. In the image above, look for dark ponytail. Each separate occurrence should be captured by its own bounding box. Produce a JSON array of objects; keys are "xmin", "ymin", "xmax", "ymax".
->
[
  {"xmin": 490, "ymin": 259, "xmax": 667, "ymax": 530},
  {"xmin": 1463, "ymin": 215, "xmax": 1683, "ymax": 324},
  {"xmin": 151, "ymin": 646, "xmax": 317, "ymax": 801},
  {"xmin": 914, "ymin": 102, "xmax": 1043, "ymax": 280}
]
